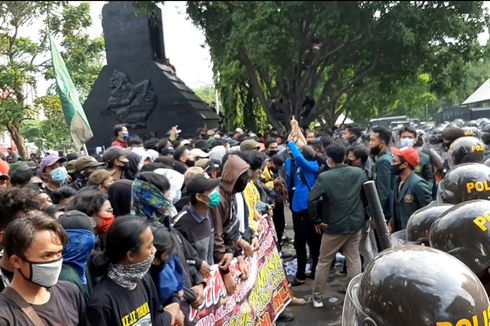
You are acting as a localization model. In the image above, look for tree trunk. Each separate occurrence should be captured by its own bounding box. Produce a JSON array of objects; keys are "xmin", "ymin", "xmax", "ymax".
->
[{"xmin": 7, "ymin": 123, "xmax": 27, "ymax": 159}]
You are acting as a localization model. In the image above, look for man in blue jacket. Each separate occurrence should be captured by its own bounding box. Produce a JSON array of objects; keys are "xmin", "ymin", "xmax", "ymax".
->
[{"xmin": 285, "ymin": 140, "xmax": 320, "ymax": 285}]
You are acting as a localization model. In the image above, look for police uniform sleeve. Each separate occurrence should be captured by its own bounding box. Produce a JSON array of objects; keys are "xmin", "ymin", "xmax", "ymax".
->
[{"xmin": 308, "ymin": 174, "xmax": 326, "ymax": 224}]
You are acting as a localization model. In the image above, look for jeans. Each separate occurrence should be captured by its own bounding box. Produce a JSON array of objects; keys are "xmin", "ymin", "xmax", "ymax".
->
[{"xmin": 292, "ymin": 210, "xmax": 321, "ymax": 280}]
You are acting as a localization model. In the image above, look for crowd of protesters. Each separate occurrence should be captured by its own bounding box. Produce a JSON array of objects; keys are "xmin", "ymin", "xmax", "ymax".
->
[{"xmin": 0, "ymin": 116, "xmax": 488, "ymax": 325}]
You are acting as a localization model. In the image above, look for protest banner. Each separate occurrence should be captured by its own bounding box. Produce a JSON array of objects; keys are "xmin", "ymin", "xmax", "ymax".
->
[{"xmin": 182, "ymin": 217, "xmax": 291, "ymax": 325}]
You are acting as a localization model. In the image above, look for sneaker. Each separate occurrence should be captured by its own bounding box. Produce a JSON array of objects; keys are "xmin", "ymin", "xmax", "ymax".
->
[
  {"xmin": 290, "ymin": 277, "xmax": 305, "ymax": 286},
  {"xmin": 310, "ymin": 296, "xmax": 324, "ymax": 308},
  {"xmin": 277, "ymin": 309, "xmax": 295, "ymax": 322}
]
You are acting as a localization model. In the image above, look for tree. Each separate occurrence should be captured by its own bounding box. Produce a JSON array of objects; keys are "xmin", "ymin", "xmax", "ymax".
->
[
  {"xmin": 0, "ymin": 2, "xmax": 104, "ymax": 158},
  {"xmin": 185, "ymin": 1, "xmax": 488, "ymax": 130},
  {"xmin": 194, "ymin": 85, "xmax": 216, "ymax": 105}
]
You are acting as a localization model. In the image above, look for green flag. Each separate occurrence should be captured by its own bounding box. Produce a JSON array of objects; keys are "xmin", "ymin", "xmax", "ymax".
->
[{"xmin": 49, "ymin": 36, "xmax": 93, "ymax": 150}]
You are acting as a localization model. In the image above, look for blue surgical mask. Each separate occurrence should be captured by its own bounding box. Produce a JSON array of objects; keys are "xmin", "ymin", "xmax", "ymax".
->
[
  {"xmin": 207, "ymin": 190, "xmax": 221, "ymax": 208},
  {"xmin": 122, "ymin": 133, "xmax": 129, "ymax": 140},
  {"xmin": 400, "ymin": 138, "xmax": 414, "ymax": 148},
  {"xmin": 50, "ymin": 167, "xmax": 68, "ymax": 184}
]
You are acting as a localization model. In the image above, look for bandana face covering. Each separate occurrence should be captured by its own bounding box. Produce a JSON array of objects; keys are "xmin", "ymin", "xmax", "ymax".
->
[
  {"xmin": 107, "ymin": 250, "xmax": 155, "ymax": 290},
  {"xmin": 132, "ymin": 179, "xmax": 171, "ymax": 223}
]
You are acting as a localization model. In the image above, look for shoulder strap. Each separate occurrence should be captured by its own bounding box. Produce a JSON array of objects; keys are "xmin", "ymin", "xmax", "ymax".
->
[{"xmin": 2, "ymin": 287, "xmax": 46, "ymax": 326}]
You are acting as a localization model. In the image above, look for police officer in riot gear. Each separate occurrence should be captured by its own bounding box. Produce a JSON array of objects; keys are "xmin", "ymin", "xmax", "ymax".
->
[
  {"xmin": 405, "ymin": 203, "xmax": 453, "ymax": 245},
  {"xmin": 430, "ymin": 199, "xmax": 490, "ymax": 294},
  {"xmin": 342, "ymin": 245, "xmax": 490, "ymax": 326},
  {"xmin": 447, "ymin": 136, "xmax": 485, "ymax": 168}
]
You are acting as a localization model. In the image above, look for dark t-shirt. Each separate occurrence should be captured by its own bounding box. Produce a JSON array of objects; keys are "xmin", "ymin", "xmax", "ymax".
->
[
  {"xmin": 86, "ymin": 274, "xmax": 172, "ymax": 326},
  {"xmin": 0, "ymin": 281, "xmax": 85, "ymax": 325}
]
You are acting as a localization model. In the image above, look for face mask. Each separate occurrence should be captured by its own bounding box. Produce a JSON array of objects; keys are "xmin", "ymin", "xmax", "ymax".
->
[
  {"xmin": 400, "ymin": 138, "xmax": 414, "ymax": 148},
  {"xmin": 207, "ymin": 190, "xmax": 221, "ymax": 208},
  {"xmin": 185, "ymin": 159, "xmax": 195, "ymax": 167},
  {"xmin": 50, "ymin": 167, "xmax": 68, "ymax": 184},
  {"xmin": 346, "ymin": 159, "xmax": 353, "ymax": 166},
  {"xmin": 108, "ymin": 250, "xmax": 155, "ymax": 289},
  {"xmin": 390, "ymin": 163, "xmax": 403, "ymax": 176},
  {"xmin": 370, "ymin": 146, "xmax": 381, "ymax": 156},
  {"xmin": 122, "ymin": 133, "xmax": 129, "ymax": 140},
  {"xmin": 19, "ymin": 257, "xmax": 63, "ymax": 288},
  {"xmin": 268, "ymin": 150, "xmax": 278, "ymax": 157},
  {"xmin": 172, "ymin": 190, "xmax": 182, "ymax": 204},
  {"xmin": 98, "ymin": 214, "xmax": 115, "ymax": 233}
]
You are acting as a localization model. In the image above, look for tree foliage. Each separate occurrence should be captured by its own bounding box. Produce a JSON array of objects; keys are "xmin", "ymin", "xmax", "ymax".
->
[
  {"xmin": 0, "ymin": 1, "xmax": 103, "ymax": 157},
  {"xmin": 185, "ymin": 1, "xmax": 488, "ymax": 130}
]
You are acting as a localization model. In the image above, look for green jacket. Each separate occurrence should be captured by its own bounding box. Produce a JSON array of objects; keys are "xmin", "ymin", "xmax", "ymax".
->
[
  {"xmin": 372, "ymin": 150, "xmax": 393, "ymax": 219},
  {"xmin": 59, "ymin": 264, "xmax": 92, "ymax": 301},
  {"xmin": 414, "ymin": 150, "xmax": 434, "ymax": 192},
  {"xmin": 308, "ymin": 165, "xmax": 367, "ymax": 234},
  {"xmin": 391, "ymin": 171, "xmax": 433, "ymax": 232}
]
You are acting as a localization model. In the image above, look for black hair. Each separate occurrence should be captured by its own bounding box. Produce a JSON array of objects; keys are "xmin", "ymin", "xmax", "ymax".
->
[
  {"xmin": 372, "ymin": 127, "xmax": 392, "ymax": 146},
  {"xmin": 195, "ymin": 127, "xmax": 206, "ymax": 138},
  {"xmin": 138, "ymin": 172, "xmax": 170, "ymax": 193},
  {"xmin": 156, "ymin": 138, "xmax": 169, "ymax": 152},
  {"xmin": 242, "ymin": 151, "xmax": 266, "ymax": 171},
  {"xmin": 51, "ymin": 186, "xmax": 77, "ymax": 205},
  {"xmin": 398, "ymin": 126, "xmax": 417, "ymax": 138},
  {"xmin": 153, "ymin": 156, "xmax": 174, "ymax": 168},
  {"xmin": 140, "ymin": 162, "xmax": 168, "ymax": 172},
  {"xmin": 113, "ymin": 124, "xmax": 126, "ymax": 137},
  {"xmin": 211, "ymin": 139, "xmax": 227, "ymax": 148},
  {"xmin": 300, "ymin": 145, "xmax": 316, "ymax": 161},
  {"xmin": 9, "ymin": 169, "xmax": 33, "ymax": 187},
  {"xmin": 152, "ymin": 225, "xmax": 173, "ymax": 256},
  {"xmin": 66, "ymin": 188, "xmax": 108, "ymax": 217},
  {"xmin": 144, "ymin": 138, "xmax": 160, "ymax": 150},
  {"xmin": 0, "ymin": 188, "xmax": 44, "ymax": 230},
  {"xmin": 320, "ymin": 134, "xmax": 333, "ymax": 149},
  {"xmin": 271, "ymin": 155, "xmax": 285, "ymax": 167},
  {"xmin": 128, "ymin": 136, "xmax": 144, "ymax": 147},
  {"xmin": 345, "ymin": 124, "xmax": 363, "ymax": 138},
  {"xmin": 66, "ymin": 152, "xmax": 79, "ymax": 162},
  {"xmin": 326, "ymin": 141, "xmax": 346, "ymax": 164},
  {"xmin": 264, "ymin": 137, "xmax": 277, "ymax": 150},
  {"xmin": 173, "ymin": 147, "xmax": 188, "ymax": 162},
  {"xmin": 194, "ymin": 140, "xmax": 209, "ymax": 151},
  {"xmin": 348, "ymin": 144, "xmax": 370, "ymax": 165},
  {"xmin": 91, "ymin": 215, "xmax": 150, "ymax": 276},
  {"xmin": 43, "ymin": 204, "xmax": 65, "ymax": 218}
]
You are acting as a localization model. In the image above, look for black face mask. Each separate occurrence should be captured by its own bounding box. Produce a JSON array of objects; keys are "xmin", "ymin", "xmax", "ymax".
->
[
  {"xmin": 268, "ymin": 150, "xmax": 278, "ymax": 157},
  {"xmin": 370, "ymin": 146, "xmax": 381, "ymax": 156},
  {"xmin": 346, "ymin": 159, "xmax": 353, "ymax": 166},
  {"xmin": 185, "ymin": 159, "xmax": 196, "ymax": 167},
  {"xmin": 234, "ymin": 172, "xmax": 250, "ymax": 193},
  {"xmin": 391, "ymin": 163, "xmax": 403, "ymax": 176}
]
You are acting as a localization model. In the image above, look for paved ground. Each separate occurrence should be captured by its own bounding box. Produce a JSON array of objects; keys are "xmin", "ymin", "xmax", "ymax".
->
[{"xmin": 277, "ymin": 207, "xmax": 345, "ymax": 326}]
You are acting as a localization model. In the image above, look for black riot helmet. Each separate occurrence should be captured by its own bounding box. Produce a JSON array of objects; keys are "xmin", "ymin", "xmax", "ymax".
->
[
  {"xmin": 430, "ymin": 199, "xmax": 490, "ymax": 278},
  {"xmin": 436, "ymin": 163, "xmax": 490, "ymax": 204},
  {"xmin": 342, "ymin": 245, "xmax": 490, "ymax": 326},
  {"xmin": 481, "ymin": 123, "xmax": 490, "ymax": 146},
  {"xmin": 447, "ymin": 136, "xmax": 485, "ymax": 168},
  {"xmin": 429, "ymin": 127, "xmax": 444, "ymax": 145},
  {"xmin": 405, "ymin": 203, "xmax": 453, "ymax": 245}
]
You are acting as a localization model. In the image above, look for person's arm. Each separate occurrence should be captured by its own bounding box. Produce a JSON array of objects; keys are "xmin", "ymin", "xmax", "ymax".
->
[
  {"xmin": 308, "ymin": 175, "xmax": 325, "ymax": 225},
  {"xmin": 287, "ymin": 141, "xmax": 319, "ymax": 173},
  {"xmin": 415, "ymin": 178, "xmax": 433, "ymax": 208},
  {"xmin": 375, "ymin": 158, "xmax": 393, "ymax": 220}
]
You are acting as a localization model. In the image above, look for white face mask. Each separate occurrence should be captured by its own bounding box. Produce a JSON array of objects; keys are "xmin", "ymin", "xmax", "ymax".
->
[
  {"xmin": 20, "ymin": 258, "xmax": 63, "ymax": 288},
  {"xmin": 400, "ymin": 138, "xmax": 414, "ymax": 148}
]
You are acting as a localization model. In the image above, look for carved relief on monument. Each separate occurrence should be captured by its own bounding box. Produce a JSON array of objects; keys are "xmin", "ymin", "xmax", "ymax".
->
[{"xmin": 107, "ymin": 69, "xmax": 157, "ymax": 128}]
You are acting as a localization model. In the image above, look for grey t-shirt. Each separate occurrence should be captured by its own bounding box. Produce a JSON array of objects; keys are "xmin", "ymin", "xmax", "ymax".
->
[{"xmin": 0, "ymin": 281, "xmax": 85, "ymax": 325}]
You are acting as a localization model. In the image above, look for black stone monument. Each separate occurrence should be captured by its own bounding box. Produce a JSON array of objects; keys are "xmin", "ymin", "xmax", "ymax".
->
[{"xmin": 84, "ymin": 2, "xmax": 218, "ymax": 151}]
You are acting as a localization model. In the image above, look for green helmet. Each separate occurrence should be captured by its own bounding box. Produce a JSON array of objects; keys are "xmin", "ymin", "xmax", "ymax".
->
[
  {"xmin": 447, "ymin": 136, "xmax": 485, "ymax": 168},
  {"xmin": 430, "ymin": 199, "xmax": 490, "ymax": 277},
  {"xmin": 405, "ymin": 203, "xmax": 453, "ymax": 245},
  {"xmin": 342, "ymin": 246, "xmax": 490, "ymax": 326},
  {"xmin": 436, "ymin": 163, "xmax": 490, "ymax": 204}
]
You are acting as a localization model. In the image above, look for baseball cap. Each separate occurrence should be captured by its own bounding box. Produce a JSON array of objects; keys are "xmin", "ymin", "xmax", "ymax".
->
[
  {"xmin": 190, "ymin": 148, "xmax": 209, "ymax": 158},
  {"xmin": 391, "ymin": 147, "xmax": 420, "ymax": 166},
  {"xmin": 186, "ymin": 174, "xmax": 221, "ymax": 194},
  {"xmin": 0, "ymin": 160, "xmax": 9, "ymax": 180},
  {"xmin": 240, "ymin": 139, "xmax": 260, "ymax": 151},
  {"xmin": 59, "ymin": 210, "xmax": 95, "ymax": 230},
  {"xmin": 180, "ymin": 139, "xmax": 191, "ymax": 147},
  {"xmin": 235, "ymin": 128, "xmax": 244, "ymax": 134},
  {"xmin": 88, "ymin": 169, "xmax": 114, "ymax": 186},
  {"xmin": 9, "ymin": 161, "xmax": 33, "ymax": 177},
  {"xmin": 40, "ymin": 154, "xmax": 67, "ymax": 172},
  {"xmin": 74, "ymin": 156, "xmax": 104, "ymax": 172}
]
